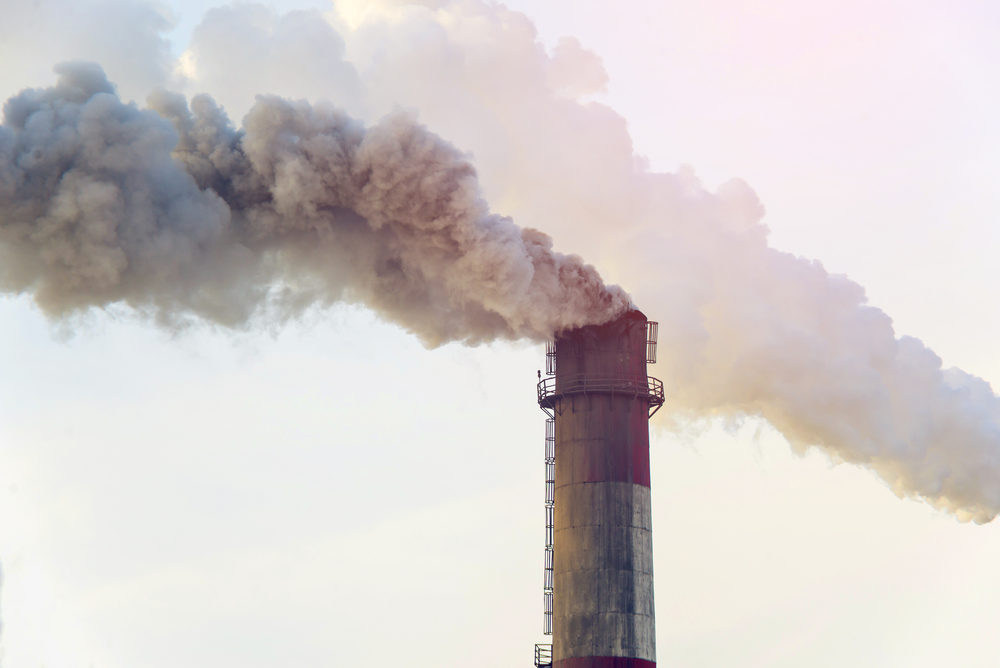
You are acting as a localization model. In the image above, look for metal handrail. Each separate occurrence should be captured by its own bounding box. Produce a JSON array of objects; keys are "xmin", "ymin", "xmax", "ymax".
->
[
  {"xmin": 535, "ymin": 643, "xmax": 553, "ymax": 667},
  {"xmin": 537, "ymin": 374, "xmax": 665, "ymax": 413}
]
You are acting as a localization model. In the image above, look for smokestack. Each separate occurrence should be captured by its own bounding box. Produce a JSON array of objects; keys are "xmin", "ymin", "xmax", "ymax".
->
[{"xmin": 537, "ymin": 309, "xmax": 663, "ymax": 668}]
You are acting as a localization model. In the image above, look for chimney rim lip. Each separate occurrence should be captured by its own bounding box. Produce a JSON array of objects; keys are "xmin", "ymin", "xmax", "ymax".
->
[
  {"xmin": 623, "ymin": 307, "xmax": 647, "ymax": 321},
  {"xmin": 553, "ymin": 308, "xmax": 648, "ymax": 340}
]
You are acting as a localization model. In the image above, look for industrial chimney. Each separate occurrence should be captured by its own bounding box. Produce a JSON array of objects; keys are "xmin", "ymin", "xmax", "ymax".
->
[{"xmin": 535, "ymin": 309, "xmax": 663, "ymax": 668}]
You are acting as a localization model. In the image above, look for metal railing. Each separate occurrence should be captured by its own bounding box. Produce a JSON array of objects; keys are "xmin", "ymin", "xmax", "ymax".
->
[
  {"xmin": 534, "ymin": 643, "xmax": 553, "ymax": 667},
  {"xmin": 537, "ymin": 375, "xmax": 665, "ymax": 416}
]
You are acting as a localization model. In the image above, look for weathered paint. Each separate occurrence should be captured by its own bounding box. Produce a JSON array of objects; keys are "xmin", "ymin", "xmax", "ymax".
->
[
  {"xmin": 553, "ymin": 396, "xmax": 651, "ymax": 487},
  {"xmin": 550, "ymin": 310, "xmax": 657, "ymax": 667},
  {"xmin": 555, "ymin": 482, "xmax": 655, "ymax": 661}
]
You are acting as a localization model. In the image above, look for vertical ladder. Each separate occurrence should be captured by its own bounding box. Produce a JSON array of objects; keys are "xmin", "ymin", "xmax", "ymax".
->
[
  {"xmin": 543, "ymin": 417, "xmax": 555, "ymax": 635},
  {"xmin": 645, "ymin": 321, "xmax": 659, "ymax": 364},
  {"xmin": 534, "ymin": 342, "xmax": 557, "ymax": 666}
]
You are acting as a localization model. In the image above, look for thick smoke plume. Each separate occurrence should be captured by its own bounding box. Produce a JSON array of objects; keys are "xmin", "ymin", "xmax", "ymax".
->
[
  {"xmin": 3, "ymin": 0, "xmax": 1000, "ymax": 528},
  {"xmin": 0, "ymin": 63, "xmax": 628, "ymax": 345}
]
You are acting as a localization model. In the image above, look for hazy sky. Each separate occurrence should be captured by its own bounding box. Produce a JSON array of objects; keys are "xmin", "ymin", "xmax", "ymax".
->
[{"xmin": 1, "ymin": 1, "xmax": 999, "ymax": 666}]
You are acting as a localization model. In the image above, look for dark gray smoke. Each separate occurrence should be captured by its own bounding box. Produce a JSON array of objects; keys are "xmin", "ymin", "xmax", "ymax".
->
[{"xmin": 0, "ymin": 63, "xmax": 629, "ymax": 344}]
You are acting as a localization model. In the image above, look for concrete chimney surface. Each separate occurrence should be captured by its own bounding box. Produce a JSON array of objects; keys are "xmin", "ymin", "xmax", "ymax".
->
[{"xmin": 549, "ymin": 309, "xmax": 657, "ymax": 668}]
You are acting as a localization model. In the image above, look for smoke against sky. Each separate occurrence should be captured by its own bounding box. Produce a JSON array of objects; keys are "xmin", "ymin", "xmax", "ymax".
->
[
  {"xmin": 3, "ymin": 1, "xmax": 999, "ymax": 522},
  {"xmin": 2, "ymin": 1, "xmax": 1000, "ymax": 666},
  {"xmin": 0, "ymin": 63, "xmax": 628, "ymax": 344}
]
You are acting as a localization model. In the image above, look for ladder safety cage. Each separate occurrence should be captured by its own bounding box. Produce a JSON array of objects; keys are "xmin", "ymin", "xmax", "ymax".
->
[
  {"xmin": 544, "ymin": 505, "xmax": 554, "ymax": 556},
  {"xmin": 545, "ymin": 418, "xmax": 555, "ymax": 461},
  {"xmin": 542, "ymin": 417, "xmax": 555, "ymax": 635},
  {"xmin": 545, "ymin": 341, "xmax": 557, "ymax": 375},
  {"xmin": 543, "ymin": 591, "xmax": 554, "ymax": 636},
  {"xmin": 544, "ymin": 544, "xmax": 554, "ymax": 590},
  {"xmin": 646, "ymin": 321, "xmax": 659, "ymax": 364}
]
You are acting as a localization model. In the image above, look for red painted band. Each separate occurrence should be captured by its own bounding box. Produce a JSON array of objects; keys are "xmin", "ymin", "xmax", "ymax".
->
[
  {"xmin": 630, "ymin": 434, "xmax": 651, "ymax": 488},
  {"xmin": 555, "ymin": 404, "xmax": 651, "ymax": 487},
  {"xmin": 555, "ymin": 658, "xmax": 656, "ymax": 668}
]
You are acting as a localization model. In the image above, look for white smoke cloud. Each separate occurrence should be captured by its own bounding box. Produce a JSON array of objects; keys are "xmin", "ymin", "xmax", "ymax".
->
[
  {"xmin": 1, "ymin": 0, "xmax": 998, "ymax": 522},
  {"xmin": 0, "ymin": 0, "xmax": 173, "ymax": 102},
  {"xmin": 177, "ymin": 0, "xmax": 1000, "ymax": 522},
  {"xmin": 174, "ymin": 4, "xmax": 363, "ymax": 118}
]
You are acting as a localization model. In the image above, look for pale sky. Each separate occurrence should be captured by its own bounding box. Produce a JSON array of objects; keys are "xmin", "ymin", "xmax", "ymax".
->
[{"xmin": 1, "ymin": 1, "xmax": 999, "ymax": 667}]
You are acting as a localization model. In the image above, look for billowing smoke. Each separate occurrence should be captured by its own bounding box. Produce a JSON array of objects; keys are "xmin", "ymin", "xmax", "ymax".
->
[
  {"xmin": 2, "ymin": 0, "xmax": 1000, "ymax": 527},
  {"xmin": 0, "ymin": 62, "xmax": 628, "ymax": 345}
]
